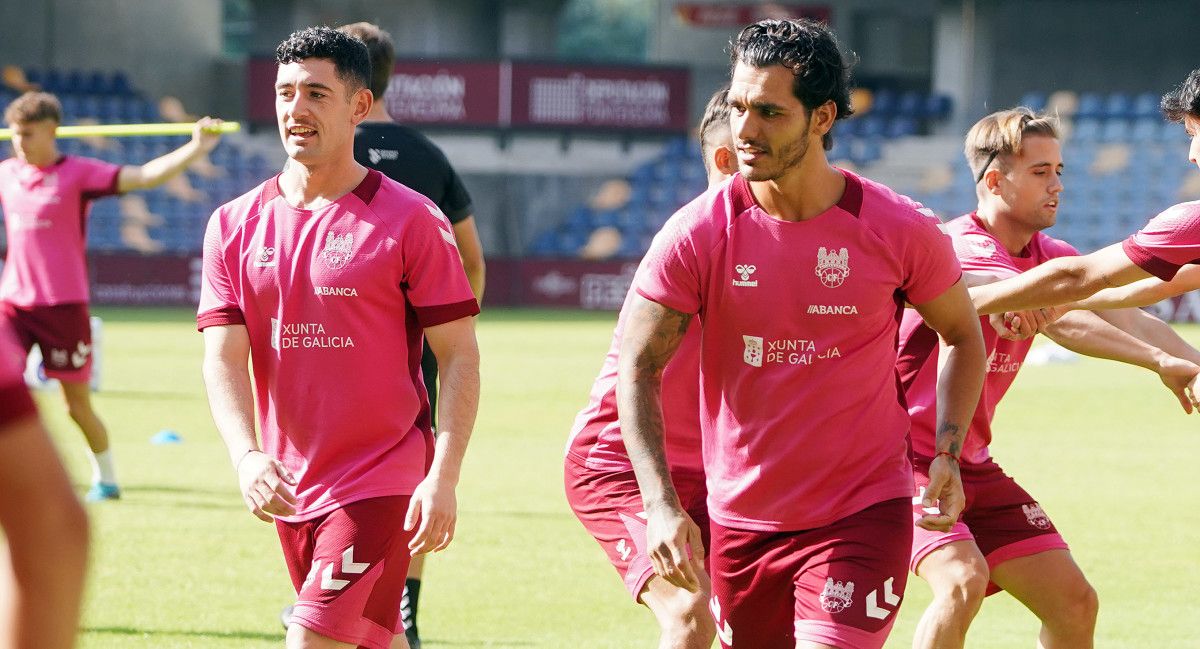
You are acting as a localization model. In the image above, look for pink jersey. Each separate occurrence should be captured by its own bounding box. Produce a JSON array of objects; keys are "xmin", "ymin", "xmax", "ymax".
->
[
  {"xmin": 565, "ymin": 287, "xmax": 702, "ymax": 475},
  {"xmin": 633, "ymin": 170, "xmax": 962, "ymax": 532},
  {"xmin": 0, "ymin": 156, "xmax": 121, "ymax": 306},
  {"xmin": 1121, "ymin": 201, "xmax": 1200, "ymax": 280},
  {"xmin": 897, "ymin": 214, "xmax": 1078, "ymax": 465},
  {"xmin": 197, "ymin": 170, "xmax": 479, "ymax": 522}
]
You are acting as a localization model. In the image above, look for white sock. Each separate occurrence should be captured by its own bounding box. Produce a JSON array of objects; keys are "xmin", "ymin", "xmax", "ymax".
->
[{"xmin": 89, "ymin": 449, "xmax": 118, "ymax": 485}]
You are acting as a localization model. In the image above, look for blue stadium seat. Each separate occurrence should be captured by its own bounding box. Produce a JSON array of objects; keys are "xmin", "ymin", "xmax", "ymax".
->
[
  {"xmin": 897, "ymin": 91, "xmax": 924, "ymax": 118},
  {"xmin": 1076, "ymin": 93, "xmax": 1105, "ymax": 120},
  {"xmin": 924, "ymin": 94, "xmax": 952, "ymax": 120},
  {"xmin": 1103, "ymin": 93, "xmax": 1133, "ymax": 120},
  {"xmin": 871, "ymin": 89, "xmax": 897, "ymax": 117},
  {"xmin": 1072, "ymin": 118, "xmax": 1103, "ymax": 141},
  {"xmin": 1099, "ymin": 119, "xmax": 1131, "ymax": 142},
  {"xmin": 886, "ymin": 116, "xmax": 918, "ymax": 138},
  {"xmin": 1132, "ymin": 92, "xmax": 1160, "ymax": 119}
]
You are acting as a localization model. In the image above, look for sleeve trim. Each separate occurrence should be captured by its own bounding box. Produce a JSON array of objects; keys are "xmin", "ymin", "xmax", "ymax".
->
[
  {"xmin": 197, "ymin": 307, "xmax": 246, "ymax": 331},
  {"xmin": 414, "ymin": 298, "xmax": 480, "ymax": 328},
  {"xmin": 82, "ymin": 164, "xmax": 122, "ymax": 200},
  {"xmin": 1122, "ymin": 238, "xmax": 1182, "ymax": 281}
]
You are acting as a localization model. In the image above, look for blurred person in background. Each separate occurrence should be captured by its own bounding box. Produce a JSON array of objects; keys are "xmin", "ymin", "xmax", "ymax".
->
[{"xmin": 0, "ymin": 91, "xmax": 221, "ymax": 502}]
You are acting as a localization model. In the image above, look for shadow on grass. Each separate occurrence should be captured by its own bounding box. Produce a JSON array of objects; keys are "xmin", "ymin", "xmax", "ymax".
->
[
  {"xmin": 424, "ymin": 641, "xmax": 536, "ymax": 647},
  {"xmin": 84, "ymin": 625, "xmax": 282, "ymax": 642}
]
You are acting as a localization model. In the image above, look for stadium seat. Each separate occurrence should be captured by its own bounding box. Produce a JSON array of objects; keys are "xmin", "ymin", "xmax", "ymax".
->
[
  {"xmin": 1103, "ymin": 93, "xmax": 1133, "ymax": 120},
  {"xmin": 1075, "ymin": 92, "xmax": 1105, "ymax": 120},
  {"xmin": 1019, "ymin": 91, "xmax": 1048, "ymax": 112},
  {"xmin": 1132, "ymin": 92, "xmax": 1160, "ymax": 119}
]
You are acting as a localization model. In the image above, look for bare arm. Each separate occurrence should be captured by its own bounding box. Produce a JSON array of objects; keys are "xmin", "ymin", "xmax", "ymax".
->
[
  {"xmin": 451, "ymin": 215, "xmax": 486, "ymax": 302},
  {"xmin": 617, "ymin": 294, "xmax": 703, "ymax": 591},
  {"xmin": 201, "ymin": 324, "xmax": 296, "ymax": 521},
  {"xmin": 117, "ymin": 117, "xmax": 222, "ymax": 192},
  {"xmin": 0, "ymin": 415, "xmax": 88, "ymax": 649},
  {"xmin": 1072, "ymin": 265, "xmax": 1200, "ymax": 310},
  {"xmin": 1044, "ymin": 308, "xmax": 1200, "ymax": 412},
  {"xmin": 406, "ymin": 316, "xmax": 480, "ymax": 555},
  {"xmin": 912, "ymin": 279, "xmax": 987, "ymax": 531},
  {"xmin": 969, "ymin": 244, "xmax": 1153, "ymax": 314}
]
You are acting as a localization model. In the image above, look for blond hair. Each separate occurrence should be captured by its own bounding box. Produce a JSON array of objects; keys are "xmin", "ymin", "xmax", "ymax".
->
[{"xmin": 964, "ymin": 107, "xmax": 1060, "ymax": 182}]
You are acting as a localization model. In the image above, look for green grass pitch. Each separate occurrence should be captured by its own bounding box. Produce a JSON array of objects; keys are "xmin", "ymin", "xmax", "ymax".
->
[{"xmin": 28, "ymin": 307, "xmax": 1200, "ymax": 647}]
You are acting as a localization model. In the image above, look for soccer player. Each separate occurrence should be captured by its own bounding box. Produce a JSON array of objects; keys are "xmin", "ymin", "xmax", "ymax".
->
[
  {"xmin": 0, "ymin": 91, "xmax": 222, "ymax": 501},
  {"xmin": 968, "ymin": 69, "xmax": 1200, "ymax": 361},
  {"xmin": 0, "ymin": 330, "xmax": 89, "ymax": 649},
  {"xmin": 898, "ymin": 108, "xmax": 1200, "ymax": 649},
  {"xmin": 565, "ymin": 86, "xmax": 736, "ymax": 649},
  {"xmin": 619, "ymin": 19, "xmax": 987, "ymax": 649},
  {"xmin": 198, "ymin": 27, "xmax": 480, "ymax": 649}
]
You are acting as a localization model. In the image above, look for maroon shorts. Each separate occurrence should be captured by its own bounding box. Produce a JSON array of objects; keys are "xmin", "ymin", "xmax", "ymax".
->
[
  {"xmin": 708, "ymin": 498, "xmax": 911, "ymax": 649},
  {"xmin": 564, "ymin": 457, "xmax": 710, "ymax": 600},
  {"xmin": 0, "ymin": 302, "xmax": 93, "ymax": 382},
  {"xmin": 910, "ymin": 457, "xmax": 1068, "ymax": 594},
  {"xmin": 276, "ymin": 496, "xmax": 415, "ymax": 649}
]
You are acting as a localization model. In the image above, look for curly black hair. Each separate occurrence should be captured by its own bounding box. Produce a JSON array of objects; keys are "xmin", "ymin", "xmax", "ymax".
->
[
  {"xmin": 1161, "ymin": 69, "xmax": 1200, "ymax": 123},
  {"xmin": 275, "ymin": 26, "xmax": 371, "ymax": 94},
  {"xmin": 730, "ymin": 19, "xmax": 855, "ymax": 150}
]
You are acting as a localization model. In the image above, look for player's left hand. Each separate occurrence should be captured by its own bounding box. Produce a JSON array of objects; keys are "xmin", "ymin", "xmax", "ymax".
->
[
  {"xmin": 193, "ymin": 117, "xmax": 223, "ymax": 153},
  {"xmin": 1156, "ymin": 354, "xmax": 1200, "ymax": 414},
  {"xmin": 404, "ymin": 474, "xmax": 457, "ymax": 556},
  {"xmin": 917, "ymin": 455, "xmax": 964, "ymax": 532}
]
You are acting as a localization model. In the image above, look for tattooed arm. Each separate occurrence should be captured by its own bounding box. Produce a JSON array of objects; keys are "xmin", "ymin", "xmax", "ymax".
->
[
  {"xmin": 911, "ymin": 279, "xmax": 987, "ymax": 532},
  {"xmin": 617, "ymin": 294, "xmax": 704, "ymax": 592}
]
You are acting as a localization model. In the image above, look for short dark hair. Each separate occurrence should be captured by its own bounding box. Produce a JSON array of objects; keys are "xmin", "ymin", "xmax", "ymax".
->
[
  {"xmin": 698, "ymin": 86, "xmax": 731, "ymax": 160},
  {"xmin": 730, "ymin": 18, "xmax": 854, "ymax": 150},
  {"xmin": 275, "ymin": 26, "xmax": 371, "ymax": 95},
  {"xmin": 4, "ymin": 91, "xmax": 61, "ymax": 125},
  {"xmin": 1161, "ymin": 69, "xmax": 1200, "ymax": 123},
  {"xmin": 338, "ymin": 22, "xmax": 395, "ymax": 100}
]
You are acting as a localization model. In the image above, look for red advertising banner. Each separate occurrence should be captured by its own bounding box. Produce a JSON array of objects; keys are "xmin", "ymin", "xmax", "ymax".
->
[
  {"xmin": 247, "ymin": 58, "xmax": 690, "ymax": 133},
  {"xmin": 483, "ymin": 259, "xmax": 638, "ymax": 310},
  {"xmin": 383, "ymin": 61, "xmax": 501, "ymax": 127},
  {"xmin": 674, "ymin": 3, "xmax": 831, "ymax": 27},
  {"xmin": 88, "ymin": 254, "xmax": 201, "ymax": 306},
  {"xmin": 509, "ymin": 63, "xmax": 690, "ymax": 132}
]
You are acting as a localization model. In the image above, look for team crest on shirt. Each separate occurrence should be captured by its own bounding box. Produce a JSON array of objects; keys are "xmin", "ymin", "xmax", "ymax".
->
[
  {"xmin": 815, "ymin": 247, "xmax": 850, "ymax": 288},
  {"xmin": 319, "ymin": 232, "xmax": 354, "ymax": 270},
  {"xmin": 1022, "ymin": 503, "xmax": 1051, "ymax": 529},
  {"xmin": 742, "ymin": 335, "xmax": 764, "ymax": 367},
  {"xmin": 819, "ymin": 577, "xmax": 854, "ymax": 613}
]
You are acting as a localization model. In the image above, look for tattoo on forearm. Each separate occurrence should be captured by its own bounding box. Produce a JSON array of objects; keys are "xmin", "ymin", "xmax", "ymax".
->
[
  {"xmin": 936, "ymin": 422, "xmax": 963, "ymax": 457},
  {"xmin": 618, "ymin": 299, "xmax": 693, "ymax": 504}
]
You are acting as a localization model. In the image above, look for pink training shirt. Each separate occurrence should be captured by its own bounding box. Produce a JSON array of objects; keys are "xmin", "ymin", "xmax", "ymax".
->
[
  {"xmin": 565, "ymin": 286, "xmax": 702, "ymax": 475},
  {"xmin": 634, "ymin": 170, "xmax": 962, "ymax": 532},
  {"xmin": 1121, "ymin": 201, "xmax": 1200, "ymax": 280},
  {"xmin": 0, "ymin": 156, "xmax": 121, "ymax": 306},
  {"xmin": 897, "ymin": 214, "xmax": 1078, "ymax": 465},
  {"xmin": 197, "ymin": 170, "xmax": 479, "ymax": 522}
]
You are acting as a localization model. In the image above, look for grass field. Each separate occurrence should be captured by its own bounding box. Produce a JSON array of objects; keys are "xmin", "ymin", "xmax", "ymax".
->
[{"xmin": 29, "ymin": 307, "xmax": 1200, "ymax": 648}]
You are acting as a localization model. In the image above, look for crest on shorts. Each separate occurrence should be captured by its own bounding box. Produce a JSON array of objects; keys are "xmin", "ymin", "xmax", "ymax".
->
[
  {"xmin": 319, "ymin": 232, "xmax": 354, "ymax": 270},
  {"xmin": 1022, "ymin": 503, "xmax": 1051, "ymax": 529},
  {"xmin": 819, "ymin": 577, "xmax": 854, "ymax": 613},
  {"xmin": 50, "ymin": 348, "xmax": 68, "ymax": 368},
  {"xmin": 815, "ymin": 247, "xmax": 850, "ymax": 288}
]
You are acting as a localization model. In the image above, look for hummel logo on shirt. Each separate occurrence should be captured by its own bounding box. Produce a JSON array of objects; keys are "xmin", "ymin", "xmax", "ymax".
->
[
  {"xmin": 732, "ymin": 264, "xmax": 758, "ymax": 287},
  {"xmin": 254, "ymin": 246, "xmax": 277, "ymax": 267}
]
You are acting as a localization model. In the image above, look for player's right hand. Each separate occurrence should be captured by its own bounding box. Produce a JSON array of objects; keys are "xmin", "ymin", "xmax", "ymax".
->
[
  {"xmin": 644, "ymin": 501, "xmax": 705, "ymax": 593},
  {"xmin": 236, "ymin": 450, "xmax": 298, "ymax": 522},
  {"xmin": 1156, "ymin": 355, "xmax": 1200, "ymax": 414}
]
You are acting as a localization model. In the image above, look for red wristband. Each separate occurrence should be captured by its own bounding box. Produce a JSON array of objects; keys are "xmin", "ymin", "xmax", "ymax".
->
[{"xmin": 934, "ymin": 450, "xmax": 958, "ymax": 463}]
